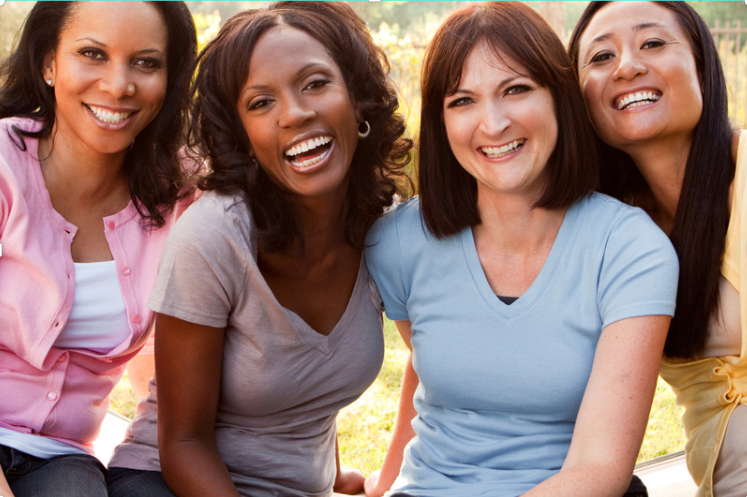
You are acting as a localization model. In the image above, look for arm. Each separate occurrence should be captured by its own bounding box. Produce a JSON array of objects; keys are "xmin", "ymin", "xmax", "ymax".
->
[
  {"xmin": 522, "ymin": 314, "xmax": 670, "ymax": 497},
  {"xmin": 365, "ymin": 320, "xmax": 418, "ymax": 497},
  {"xmin": 125, "ymin": 351, "xmax": 154, "ymax": 401},
  {"xmin": 333, "ymin": 437, "xmax": 365, "ymax": 494},
  {"xmin": 155, "ymin": 313, "xmax": 240, "ymax": 497},
  {"xmin": 0, "ymin": 471, "xmax": 16, "ymax": 497}
]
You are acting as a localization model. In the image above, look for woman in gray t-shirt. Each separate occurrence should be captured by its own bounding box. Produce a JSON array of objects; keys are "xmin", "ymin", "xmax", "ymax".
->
[{"xmin": 107, "ymin": 3, "xmax": 413, "ymax": 496}]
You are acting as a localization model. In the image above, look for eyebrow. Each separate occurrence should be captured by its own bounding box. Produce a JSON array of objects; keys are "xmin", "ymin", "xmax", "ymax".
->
[
  {"xmin": 241, "ymin": 62, "xmax": 332, "ymax": 95},
  {"xmin": 589, "ymin": 21, "xmax": 667, "ymax": 45},
  {"xmin": 74, "ymin": 37, "xmax": 165, "ymax": 56},
  {"xmin": 449, "ymin": 76, "xmax": 521, "ymax": 97}
]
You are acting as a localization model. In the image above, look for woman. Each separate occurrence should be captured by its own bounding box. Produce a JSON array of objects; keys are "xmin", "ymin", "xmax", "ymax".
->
[
  {"xmin": 569, "ymin": 2, "xmax": 747, "ymax": 496},
  {"xmin": 106, "ymin": 2, "xmax": 412, "ymax": 496},
  {"xmin": 0, "ymin": 2, "xmax": 196, "ymax": 496},
  {"xmin": 364, "ymin": 3, "xmax": 679, "ymax": 496}
]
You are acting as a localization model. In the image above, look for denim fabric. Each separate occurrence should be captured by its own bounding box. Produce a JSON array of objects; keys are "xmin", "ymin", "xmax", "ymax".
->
[
  {"xmin": 386, "ymin": 475, "xmax": 647, "ymax": 497},
  {"xmin": 0, "ymin": 444, "xmax": 106, "ymax": 497},
  {"xmin": 107, "ymin": 467, "xmax": 177, "ymax": 497}
]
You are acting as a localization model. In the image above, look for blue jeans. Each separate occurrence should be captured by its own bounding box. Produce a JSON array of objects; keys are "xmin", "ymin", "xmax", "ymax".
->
[
  {"xmin": 107, "ymin": 467, "xmax": 177, "ymax": 497},
  {"xmin": 386, "ymin": 475, "xmax": 648, "ymax": 497},
  {"xmin": 0, "ymin": 444, "xmax": 107, "ymax": 497}
]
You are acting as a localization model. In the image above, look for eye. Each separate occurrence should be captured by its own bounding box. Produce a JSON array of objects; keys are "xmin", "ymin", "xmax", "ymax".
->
[
  {"xmin": 247, "ymin": 97, "xmax": 272, "ymax": 111},
  {"xmin": 589, "ymin": 51, "xmax": 614, "ymax": 64},
  {"xmin": 505, "ymin": 84, "xmax": 531, "ymax": 96},
  {"xmin": 642, "ymin": 39, "xmax": 665, "ymax": 50},
  {"xmin": 134, "ymin": 58, "xmax": 165, "ymax": 70},
  {"xmin": 445, "ymin": 96, "xmax": 474, "ymax": 109},
  {"xmin": 78, "ymin": 48, "xmax": 105, "ymax": 60},
  {"xmin": 304, "ymin": 78, "xmax": 330, "ymax": 91}
]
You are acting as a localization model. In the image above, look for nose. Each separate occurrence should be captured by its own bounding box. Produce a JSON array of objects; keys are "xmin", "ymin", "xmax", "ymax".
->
[
  {"xmin": 478, "ymin": 100, "xmax": 511, "ymax": 137},
  {"xmin": 99, "ymin": 63, "xmax": 136, "ymax": 98},
  {"xmin": 613, "ymin": 50, "xmax": 647, "ymax": 81},
  {"xmin": 278, "ymin": 93, "xmax": 316, "ymax": 128}
]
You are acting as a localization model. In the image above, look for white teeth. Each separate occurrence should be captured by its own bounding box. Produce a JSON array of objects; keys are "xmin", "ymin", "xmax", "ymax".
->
[
  {"xmin": 481, "ymin": 139, "xmax": 524, "ymax": 158},
  {"xmin": 88, "ymin": 105, "xmax": 132, "ymax": 124},
  {"xmin": 288, "ymin": 147, "xmax": 331, "ymax": 169},
  {"xmin": 285, "ymin": 136, "xmax": 332, "ymax": 158},
  {"xmin": 616, "ymin": 91, "xmax": 661, "ymax": 110}
]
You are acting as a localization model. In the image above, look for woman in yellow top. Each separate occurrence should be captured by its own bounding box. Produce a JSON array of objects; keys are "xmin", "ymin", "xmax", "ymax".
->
[{"xmin": 569, "ymin": 2, "xmax": 747, "ymax": 496}]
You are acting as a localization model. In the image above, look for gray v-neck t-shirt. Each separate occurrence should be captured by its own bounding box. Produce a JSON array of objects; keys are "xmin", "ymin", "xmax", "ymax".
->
[{"xmin": 109, "ymin": 191, "xmax": 385, "ymax": 497}]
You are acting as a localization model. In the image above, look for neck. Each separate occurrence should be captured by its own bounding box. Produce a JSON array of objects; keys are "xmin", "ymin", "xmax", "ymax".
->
[
  {"xmin": 38, "ymin": 133, "xmax": 130, "ymax": 214},
  {"xmin": 623, "ymin": 137, "xmax": 690, "ymax": 234},
  {"xmin": 473, "ymin": 193, "xmax": 566, "ymax": 255},
  {"xmin": 289, "ymin": 188, "xmax": 351, "ymax": 262}
]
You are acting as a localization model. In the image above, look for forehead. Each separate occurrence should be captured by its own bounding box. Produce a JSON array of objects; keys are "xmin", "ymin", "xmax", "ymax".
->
[
  {"xmin": 61, "ymin": 2, "xmax": 167, "ymax": 45},
  {"xmin": 248, "ymin": 25, "xmax": 337, "ymax": 76},
  {"xmin": 460, "ymin": 41, "xmax": 526, "ymax": 82},
  {"xmin": 579, "ymin": 1, "xmax": 684, "ymax": 50}
]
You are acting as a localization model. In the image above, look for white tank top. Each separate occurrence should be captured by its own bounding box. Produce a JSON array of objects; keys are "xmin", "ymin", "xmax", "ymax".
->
[{"xmin": 54, "ymin": 260, "xmax": 130, "ymax": 353}]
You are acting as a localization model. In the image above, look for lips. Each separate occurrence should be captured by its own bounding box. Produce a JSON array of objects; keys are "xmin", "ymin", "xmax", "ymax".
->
[
  {"xmin": 85, "ymin": 104, "xmax": 135, "ymax": 124},
  {"xmin": 284, "ymin": 135, "xmax": 333, "ymax": 168},
  {"xmin": 614, "ymin": 91, "xmax": 661, "ymax": 110},
  {"xmin": 481, "ymin": 139, "xmax": 525, "ymax": 158}
]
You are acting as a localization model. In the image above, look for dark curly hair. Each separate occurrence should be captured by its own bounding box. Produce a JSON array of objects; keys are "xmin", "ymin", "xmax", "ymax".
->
[
  {"xmin": 0, "ymin": 1, "xmax": 197, "ymax": 229},
  {"xmin": 569, "ymin": 2, "xmax": 734, "ymax": 359},
  {"xmin": 190, "ymin": 1, "xmax": 412, "ymax": 253}
]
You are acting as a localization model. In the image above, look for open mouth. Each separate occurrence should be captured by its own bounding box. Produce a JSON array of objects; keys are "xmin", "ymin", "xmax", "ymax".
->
[
  {"xmin": 481, "ymin": 139, "xmax": 525, "ymax": 159},
  {"xmin": 615, "ymin": 91, "xmax": 661, "ymax": 111},
  {"xmin": 285, "ymin": 136, "xmax": 333, "ymax": 168},
  {"xmin": 85, "ymin": 104, "xmax": 134, "ymax": 124}
]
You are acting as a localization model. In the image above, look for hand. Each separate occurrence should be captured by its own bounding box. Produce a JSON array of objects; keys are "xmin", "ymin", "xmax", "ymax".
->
[
  {"xmin": 364, "ymin": 469, "xmax": 386, "ymax": 497},
  {"xmin": 333, "ymin": 467, "xmax": 365, "ymax": 495}
]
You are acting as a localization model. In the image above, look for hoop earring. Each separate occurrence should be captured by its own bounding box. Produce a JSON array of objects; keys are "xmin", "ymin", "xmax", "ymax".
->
[{"xmin": 357, "ymin": 120, "xmax": 371, "ymax": 139}]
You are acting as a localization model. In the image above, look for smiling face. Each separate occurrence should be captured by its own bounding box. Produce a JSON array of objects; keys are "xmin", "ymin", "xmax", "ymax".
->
[
  {"xmin": 236, "ymin": 25, "xmax": 360, "ymax": 202},
  {"xmin": 43, "ymin": 1, "xmax": 168, "ymax": 160},
  {"xmin": 576, "ymin": 1, "xmax": 703, "ymax": 153},
  {"xmin": 443, "ymin": 41, "xmax": 558, "ymax": 205}
]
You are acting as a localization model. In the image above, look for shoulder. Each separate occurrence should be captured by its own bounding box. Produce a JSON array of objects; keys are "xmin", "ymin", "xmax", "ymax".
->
[
  {"xmin": 576, "ymin": 193, "xmax": 664, "ymax": 235},
  {"xmin": 168, "ymin": 190, "xmax": 253, "ymax": 252},
  {"xmin": 0, "ymin": 117, "xmax": 42, "ymax": 150},
  {"xmin": 367, "ymin": 196, "xmax": 428, "ymax": 247}
]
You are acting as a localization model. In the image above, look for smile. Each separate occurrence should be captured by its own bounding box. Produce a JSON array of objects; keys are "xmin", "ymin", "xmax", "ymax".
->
[
  {"xmin": 285, "ymin": 136, "xmax": 333, "ymax": 168},
  {"xmin": 481, "ymin": 139, "xmax": 525, "ymax": 158},
  {"xmin": 615, "ymin": 91, "xmax": 661, "ymax": 111},
  {"xmin": 86, "ymin": 105, "xmax": 133, "ymax": 124}
]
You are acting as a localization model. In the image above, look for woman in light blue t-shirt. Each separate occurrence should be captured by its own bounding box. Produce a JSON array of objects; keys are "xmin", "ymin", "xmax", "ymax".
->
[{"xmin": 364, "ymin": 3, "xmax": 679, "ymax": 497}]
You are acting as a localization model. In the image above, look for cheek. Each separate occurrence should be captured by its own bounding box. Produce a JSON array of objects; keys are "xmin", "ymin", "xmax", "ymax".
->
[{"xmin": 144, "ymin": 74, "xmax": 169, "ymax": 111}]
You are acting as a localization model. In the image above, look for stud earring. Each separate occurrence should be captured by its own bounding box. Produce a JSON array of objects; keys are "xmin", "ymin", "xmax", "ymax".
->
[
  {"xmin": 357, "ymin": 120, "xmax": 371, "ymax": 139},
  {"xmin": 46, "ymin": 80, "xmax": 53, "ymax": 86}
]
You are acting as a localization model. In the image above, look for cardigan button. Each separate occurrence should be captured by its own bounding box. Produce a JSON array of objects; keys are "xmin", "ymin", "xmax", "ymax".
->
[
  {"xmin": 107, "ymin": 221, "xmax": 115, "ymax": 230},
  {"xmin": 47, "ymin": 392, "xmax": 58, "ymax": 401},
  {"xmin": 122, "ymin": 267, "xmax": 131, "ymax": 276},
  {"xmin": 132, "ymin": 314, "xmax": 142, "ymax": 324}
]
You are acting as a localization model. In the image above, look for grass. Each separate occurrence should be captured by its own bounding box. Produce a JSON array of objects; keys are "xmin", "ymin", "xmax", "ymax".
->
[{"xmin": 109, "ymin": 318, "xmax": 687, "ymax": 473}]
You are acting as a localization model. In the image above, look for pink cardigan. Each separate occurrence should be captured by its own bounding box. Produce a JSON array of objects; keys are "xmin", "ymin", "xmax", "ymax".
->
[{"xmin": 0, "ymin": 117, "xmax": 184, "ymax": 454}]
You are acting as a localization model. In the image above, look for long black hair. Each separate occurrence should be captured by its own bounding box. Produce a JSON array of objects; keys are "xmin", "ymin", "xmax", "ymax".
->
[{"xmin": 569, "ymin": 1, "xmax": 735, "ymax": 359}]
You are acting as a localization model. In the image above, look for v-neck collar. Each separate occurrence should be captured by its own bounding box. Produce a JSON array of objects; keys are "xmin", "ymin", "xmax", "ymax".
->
[{"xmin": 460, "ymin": 202, "xmax": 580, "ymax": 320}]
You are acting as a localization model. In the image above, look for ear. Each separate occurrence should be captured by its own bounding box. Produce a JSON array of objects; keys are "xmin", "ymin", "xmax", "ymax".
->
[
  {"xmin": 42, "ymin": 51, "xmax": 56, "ymax": 85},
  {"xmin": 353, "ymin": 99, "xmax": 364, "ymax": 124}
]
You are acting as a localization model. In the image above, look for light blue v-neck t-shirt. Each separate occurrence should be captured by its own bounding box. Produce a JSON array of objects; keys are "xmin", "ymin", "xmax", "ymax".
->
[{"xmin": 365, "ymin": 193, "xmax": 678, "ymax": 497}]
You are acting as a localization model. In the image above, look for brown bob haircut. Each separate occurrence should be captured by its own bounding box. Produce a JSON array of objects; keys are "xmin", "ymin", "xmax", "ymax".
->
[
  {"xmin": 419, "ymin": 1, "xmax": 598, "ymax": 238},
  {"xmin": 192, "ymin": 1, "xmax": 411, "ymax": 253}
]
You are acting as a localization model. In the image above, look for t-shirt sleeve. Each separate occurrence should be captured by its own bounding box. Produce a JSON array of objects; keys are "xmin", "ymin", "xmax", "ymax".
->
[
  {"xmin": 365, "ymin": 208, "xmax": 410, "ymax": 321},
  {"xmin": 147, "ymin": 194, "xmax": 248, "ymax": 328},
  {"xmin": 598, "ymin": 207, "xmax": 679, "ymax": 327}
]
